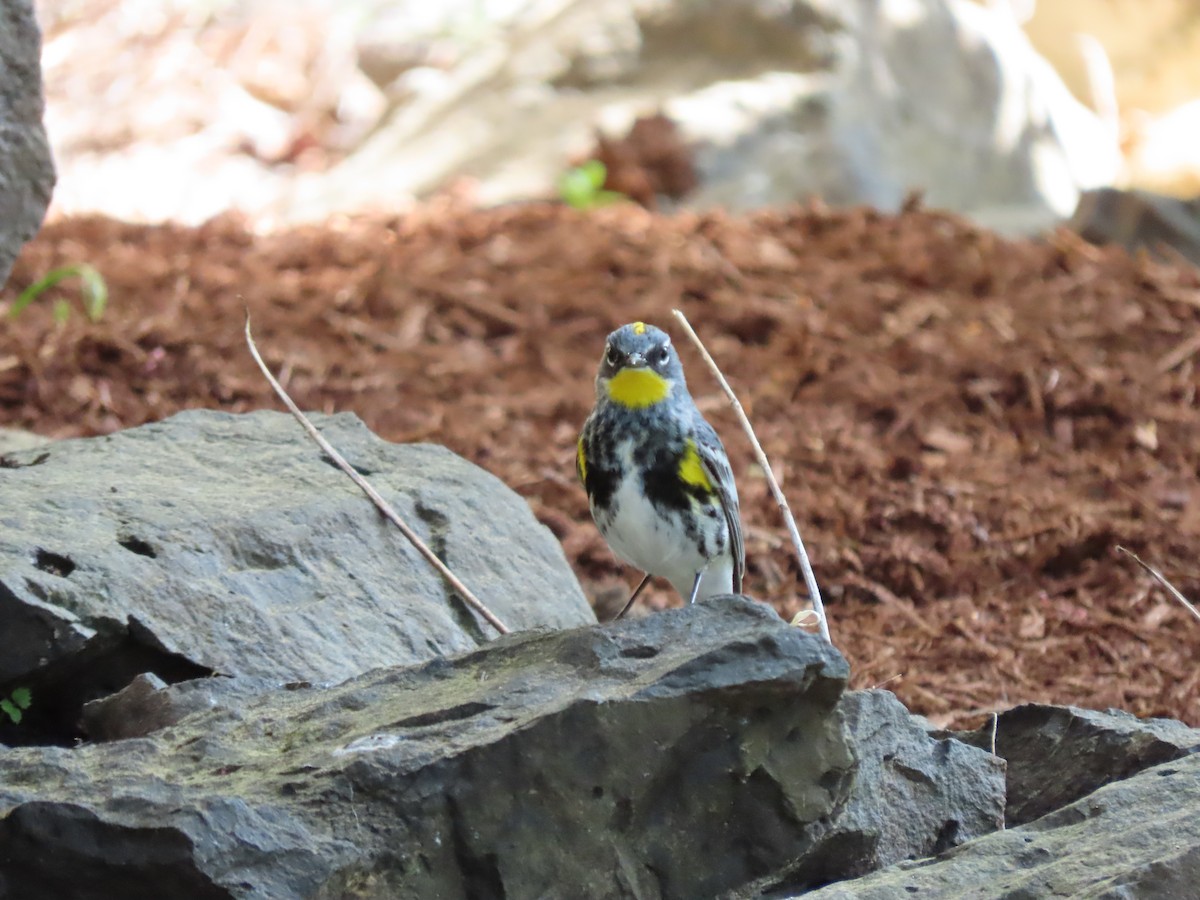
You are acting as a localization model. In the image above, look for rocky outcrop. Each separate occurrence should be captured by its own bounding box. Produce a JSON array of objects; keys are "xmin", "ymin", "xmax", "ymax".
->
[
  {"xmin": 751, "ymin": 690, "xmax": 1006, "ymax": 894},
  {"xmin": 0, "ymin": 410, "xmax": 592, "ymax": 744},
  {"xmin": 956, "ymin": 703, "xmax": 1200, "ymax": 826},
  {"xmin": 0, "ymin": 599, "xmax": 854, "ymax": 899},
  {"xmin": 2, "ymin": 411, "xmax": 1195, "ymax": 898},
  {"xmin": 0, "ymin": 405, "xmax": 1007, "ymax": 895},
  {"xmin": 0, "ymin": 0, "xmax": 54, "ymax": 285},
  {"xmin": 799, "ymin": 751, "xmax": 1200, "ymax": 899},
  {"xmin": 0, "ymin": 592, "xmax": 1019, "ymax": 900},
  {"xmin": 787, "ymin": 704, "xmax": 1200, "ymax": 899}
]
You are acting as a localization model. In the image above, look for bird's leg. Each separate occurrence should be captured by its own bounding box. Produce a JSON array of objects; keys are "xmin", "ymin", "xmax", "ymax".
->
[
  {"xmin": 614, "ymin": 573, "xmax": 653, "ymax": 621},
  {"xmin": 687, "ymin": 570, "xmax": 703, "ymax": 605}
]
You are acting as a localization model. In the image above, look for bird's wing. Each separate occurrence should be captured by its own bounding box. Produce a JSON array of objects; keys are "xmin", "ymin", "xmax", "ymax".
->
[{"xmin": 695, "ymin": 422, "xmax": 745, "ymax": 592}]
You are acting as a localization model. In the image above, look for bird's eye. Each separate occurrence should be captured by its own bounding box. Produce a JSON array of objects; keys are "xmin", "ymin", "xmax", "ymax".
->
[
  {"xmin": 654, "ymin": 346, "xmax": 671, "ymax": 365},
  {"xmin": 605, "ymin": 346, "xmax": 620, "ymax": 366}
]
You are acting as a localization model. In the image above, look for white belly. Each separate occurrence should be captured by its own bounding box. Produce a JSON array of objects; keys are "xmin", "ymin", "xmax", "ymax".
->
[{"xmin": 594, "ymin": 450, "xmax": 734, "ymax": 602}]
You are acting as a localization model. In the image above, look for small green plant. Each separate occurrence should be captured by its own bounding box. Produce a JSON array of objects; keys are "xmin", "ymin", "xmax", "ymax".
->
[
  {"xmin": 1, "ymin": 687, "xmax": 31, "ymax": 725},
  {"xmin": 558, "ymin": 160, "xmax": 625, "ymax": 210},
  {"xmin": 9, "ymin": 263, "xmax": 107, "ymax": 324}
]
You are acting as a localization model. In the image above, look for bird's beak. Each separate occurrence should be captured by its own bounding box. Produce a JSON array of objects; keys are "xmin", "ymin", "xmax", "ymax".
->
[{"xmin": 626, "ymin": 352, "xmax": 646, "ymax": 367}]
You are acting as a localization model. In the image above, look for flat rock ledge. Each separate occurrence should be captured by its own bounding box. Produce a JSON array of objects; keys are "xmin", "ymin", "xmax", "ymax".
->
[{"xmin": 1, "ymin": 599, "xmax": 855, "ymax": 899}]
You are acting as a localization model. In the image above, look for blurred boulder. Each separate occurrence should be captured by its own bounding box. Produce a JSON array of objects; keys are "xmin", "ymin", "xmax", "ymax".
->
[
  {"xmin": 667, "ymin": 0, "xmax": 1119, "ymax": 232},
  {"xmin": 0, "ymin": 0, "xmax": 55, "ymax": 285},
  {"xmin": 39, "ymin": 0, "xmax": 1122, "ymax": 232},
  {"xmin": 296, "ymin": 0, "xmax": 1116, "ymax": 234}
]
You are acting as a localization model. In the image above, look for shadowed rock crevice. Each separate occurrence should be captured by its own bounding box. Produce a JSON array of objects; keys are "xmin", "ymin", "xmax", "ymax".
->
[
  {"xmin": 32, "ymin": 549, "xmax": 75, "ymax": 578},
  {"xmin": 447, "ymin": 795, "xmax": 506, "ymax": 900},
  {"xmin": 117, "ymin": 535, "xmax": 157, "ymax": 558},
  {"xmin": 0, "ymin": 624, "xmax": 212, "ymax": 747},
  {"xmin": 390, "ymin": 700, "xmax": 497, "ymax": 729},
  {"xmin": 0, "ymin": 803, "xmax": 232, "ymax": 900},
  {"xmin": 0, "ymin": 449, "xmax": 50, "ymax": 469},
  {"xmin": 318, "ymin": 453, "xmax": 374, "ymax": 477},
  {"xmin": 0, "ymin": 582, "xmax": 67, "ymax": 683}
]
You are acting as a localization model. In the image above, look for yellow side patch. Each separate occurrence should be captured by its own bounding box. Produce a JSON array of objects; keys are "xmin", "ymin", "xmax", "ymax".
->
[
  {"xmin": 606, "ymin": 369, "xmax": 671, "ymax": 409},
  {"xmin": 632, "ymin": 321, "xmax": 647, "ymax": 335},
  {"xmin": 576, "ymin": 436, "xmax": 588, "ymax": 483},
  {"xmin": 679, "ymin": 439, "xmax": 713, "ymax": 491}
]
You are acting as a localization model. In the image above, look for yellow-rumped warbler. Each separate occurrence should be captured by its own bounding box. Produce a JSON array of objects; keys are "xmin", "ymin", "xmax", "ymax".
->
[{"xmin": 577, "ymin": 321, "xmax": 744, "ymax": 617}]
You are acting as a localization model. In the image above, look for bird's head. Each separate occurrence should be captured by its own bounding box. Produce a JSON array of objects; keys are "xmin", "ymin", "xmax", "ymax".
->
[{"xmin": 595, "ymin": 322, "xmax": 684, "ymax": 409}]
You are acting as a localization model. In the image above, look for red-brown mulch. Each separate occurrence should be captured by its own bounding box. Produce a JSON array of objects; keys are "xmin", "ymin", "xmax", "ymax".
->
[{"xmin": 3, "ymin": 201, "xmax": 1199, "ymax": 728}]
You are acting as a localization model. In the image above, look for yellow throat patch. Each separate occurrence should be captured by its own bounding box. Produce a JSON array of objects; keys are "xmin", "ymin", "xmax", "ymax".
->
[{"xmin": 606, "ymin": 368, "xmax": 671, "ymax": 409}]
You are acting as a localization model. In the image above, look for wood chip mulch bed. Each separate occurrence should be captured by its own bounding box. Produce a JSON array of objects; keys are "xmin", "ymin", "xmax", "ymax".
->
[{"xmin": 4, "ymin": 201, "xmax": 1199, "ymax": 728}]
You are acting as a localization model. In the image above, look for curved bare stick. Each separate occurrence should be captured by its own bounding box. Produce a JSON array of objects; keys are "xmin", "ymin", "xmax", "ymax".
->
[
  {"xmin": 672, "ymin": 309, "xmax": 832, "ymax": 644},
  {"xmin": 244, "ymin": 314, "xmax": 510, "ymax": 636},
  {"xmin": 1118, "ymin": 546, "xmax": 1200, "ymax": 625}
]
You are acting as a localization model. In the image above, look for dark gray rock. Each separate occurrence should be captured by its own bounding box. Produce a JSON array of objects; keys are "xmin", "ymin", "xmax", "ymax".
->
[
  {"xmin": 746, "ymin": 690, "xmax": 1005, "ymax": 896},
  {"xmin": 0, "ymin": 598, "xmax": 853, "ymax": 900},
  {"xmin": 801, "ymin": 752, "xmax": 1200, "ymax": 899},
  {"xmin": 0, "ymin": 0, "xmax": 55, "ymax": 286},
  {"xmin": 0, "ymin": 410, "xmax": 593, "ymax": 742},
  {"xmin": 1071, "ymin": 187, "xmax": 1200, "ymax": 267},
  {"xmin": 956, "ymin": 703, "xmax": 1200, "ymax": 826}
]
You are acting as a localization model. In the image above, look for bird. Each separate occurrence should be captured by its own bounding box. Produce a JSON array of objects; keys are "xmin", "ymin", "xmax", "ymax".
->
[{"xmin": 577, "ymin": 321, "xmax": 744, "ymax": 618}]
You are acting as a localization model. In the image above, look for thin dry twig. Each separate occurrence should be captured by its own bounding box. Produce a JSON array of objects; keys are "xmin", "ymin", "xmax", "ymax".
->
[
  {"xmin": 1117, "ymin": 546, "xmax": 1200, "ymax": 626},
  {"xmin": 672, "ymin": 308, "xmax": 832, "ymax": 644},
  {"xmin": 244, "ymin": 314, "xmax": 511, "ymax": 636}
]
